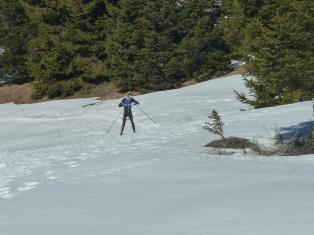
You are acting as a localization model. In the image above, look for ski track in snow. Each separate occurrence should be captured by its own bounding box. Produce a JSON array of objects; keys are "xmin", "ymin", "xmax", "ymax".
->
[{"xmin": 0, "ymin": 74, "xmax": 314, "ymax": 235}]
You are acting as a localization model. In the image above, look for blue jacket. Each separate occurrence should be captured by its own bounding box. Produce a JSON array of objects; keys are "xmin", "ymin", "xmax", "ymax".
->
[{"xmin": 119, "ymin": 97, "xmax": 139, "ymax": 113}]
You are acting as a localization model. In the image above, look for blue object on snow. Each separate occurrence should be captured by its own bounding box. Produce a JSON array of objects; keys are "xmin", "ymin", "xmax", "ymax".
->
[{"xmin": 279, "ymin": 121, "xmax": 314, "ymax": 143}]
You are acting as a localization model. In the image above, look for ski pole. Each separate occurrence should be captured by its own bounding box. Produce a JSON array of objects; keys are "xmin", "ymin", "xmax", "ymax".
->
[
  {"xmin": 105, "ymin": 110, "xmax": 123, "ymax": 135},
  {"xmin": 136, "ymin": 105, "xmax": 156, "ymax": 124}
]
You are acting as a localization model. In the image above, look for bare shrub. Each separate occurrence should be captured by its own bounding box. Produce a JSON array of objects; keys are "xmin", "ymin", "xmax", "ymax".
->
[
  {"xmin": 252, "ymin": 135, "xmax": 314, "ymax": 156},
  {"xmin": 204, "ymin": 137, "xmax": 255, "ymax": 149}
]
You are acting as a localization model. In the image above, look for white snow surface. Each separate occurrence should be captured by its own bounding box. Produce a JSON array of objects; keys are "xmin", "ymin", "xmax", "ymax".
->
[{"xmin": 0, "ymin": 74, "xmax": 314, "ymax": 235}]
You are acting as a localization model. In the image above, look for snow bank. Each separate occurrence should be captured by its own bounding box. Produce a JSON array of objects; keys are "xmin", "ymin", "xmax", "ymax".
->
[{"xmin": 0, "ymin": 74, "xmax": 313, "ymax": 235}]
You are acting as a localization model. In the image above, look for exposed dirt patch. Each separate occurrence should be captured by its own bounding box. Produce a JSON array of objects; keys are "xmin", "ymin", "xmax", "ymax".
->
[
  {"xmin": 0, "ymin": 83, "xmax": 36, "ymax": 104},
  {"xmin": 205, "ymin": 137, "xmax": 314, "ymax": 156},
  {"xmin": 222, "ymin": 65, "xmax": 247, "ymax": 77},
  {"xmin": 0, "ymin": 66, "xmax": 245, "ymax": 104},
  {"xmin": 67, "ymin": 82, "xmax": 133, "ymax": 100},
  {"xmin": 182, "ymin": 79, "xmax": 198, "ymax": 87},
  {"xmin": 0, "ymin": 82, "xmax": 131, "ymax": 104},
  {"xmin": 204, "ymin": 137, "xmax": 256, "ymax": 149}
]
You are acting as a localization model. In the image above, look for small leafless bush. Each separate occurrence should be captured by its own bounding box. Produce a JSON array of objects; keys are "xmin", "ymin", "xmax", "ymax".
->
[
  {"xmin": 204, "ymin": 137, "xmax": 255, "ymax": 149},
  {"xmin": 252, "ymin": 134, "xmax": 314, "ymax": 156}
]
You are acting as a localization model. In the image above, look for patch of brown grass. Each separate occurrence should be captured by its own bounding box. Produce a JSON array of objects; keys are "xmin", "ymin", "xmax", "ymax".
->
[
  {"xmin": 0, "ymin": 65, "xmax": 246, "ymax": 104},
  {"xmin": 0, "ymin": 82, "xmax": 132, "ymax": 104},
  {"xmin": 182, "ymin": 79, "xmax": 198, "ymax": 87},
  {"xmin": 264, "ymin": 139, "xmax": 314, "ymax": 156},
  {"xmin": 282, "ymin": 141, "xmax": 314, "ymax": 156},
  {"xmin": 0, "ymin": 83, "xmax": 35, "ymax": 104},
  {"xmin": 204, "ymin": 137, "xmax": 255, "ymax": 149},
  {"xmin": 206, "ymin": 136, "xmax": 314, "ymax": 156},
  {"xmin": 67, "ymin": 82, "xmax": 130, "ymax": 100}
]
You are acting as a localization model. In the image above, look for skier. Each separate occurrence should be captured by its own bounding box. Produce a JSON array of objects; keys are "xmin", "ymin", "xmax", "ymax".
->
[{"xmin": 119, "ymin": 93, "xmax": 139, "ymax": 135}]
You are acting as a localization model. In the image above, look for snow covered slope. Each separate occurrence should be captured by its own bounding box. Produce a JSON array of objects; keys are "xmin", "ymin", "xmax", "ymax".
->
[{"xmin": 0, "ymin": 74, "xmax": 313, "ymax": 235}]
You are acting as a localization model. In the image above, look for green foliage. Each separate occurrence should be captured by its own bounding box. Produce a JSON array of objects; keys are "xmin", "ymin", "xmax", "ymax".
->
[
  {"xmin": 106, "ymin": 0, "xmax": 185, "ymax": 92},
  {"xmin": 1, "ymin": 0, "xmax": 232, "ymax": 98},
  {"xmin": 223, "ymin": 0, "xmax": 314, "ymax": 108},
  {"xmin": 179, "ymin": 0, "xmax": 231, "ymax": 81},
  {"xmin": 0, "ymin": 0, "xmax": 33, "ymax": 84},
  {"xmin": 31, "ymin": 82, "xmax": 48, "ymax": 100},
  {"xmin": 219, "ymin": 0, "xmax": 246, "ymax": 56},
  {"xmin": 106, "ymin": 0, "xmax": 230, "ymax": 92},
  {"xmin": 220, "ymin": 0, "xmax": 270, "ymax": 57},
  {"xmin": 23, "ymin": 0, "xmax": 112, "ymax": 97},
  {"xmin": 32, "ymin": 79, "xmax": 83, "ymax": 99}
]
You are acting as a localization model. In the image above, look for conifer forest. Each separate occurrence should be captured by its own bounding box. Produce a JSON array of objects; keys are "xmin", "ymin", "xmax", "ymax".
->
[{"xmin": 0, "ymin": 0, "xmax": 313, "ymax": 107}]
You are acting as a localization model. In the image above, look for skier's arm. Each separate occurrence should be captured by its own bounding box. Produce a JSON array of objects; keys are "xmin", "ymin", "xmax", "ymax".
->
[
  {"xmin": 132, "ymin": 98, "xmax": 139, "ymax": 105},
  {"xmin": 118, "ymin": 99, "xmax": 125, "ymax": 107}
]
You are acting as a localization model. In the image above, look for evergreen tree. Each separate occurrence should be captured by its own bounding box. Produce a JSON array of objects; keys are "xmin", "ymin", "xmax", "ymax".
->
[
  {"xmin": 0, "ymin": 0, "xmax": 33, "ymax": 84},
  {"xmin": 106, "ymin": 0, "xmax": 230, "ymax": 92},
  {"xmin": 219, "ymin": 0, "xmax": 268, "ymax": 57},
  {"xmin": 236, "ymin": 0, "xmax": 314, "ymax": 108},
  {"xmin": 179, "ymin": 0, "xmax": 230, "ymax": 81},
  {"xmin": 106, "ymin": 0, "xmax": 187, "ymax": 92},
  {"xmin": 23, "ymin": 0, "xmax": 114, "ymax": 98},
  {"xmin": 0, "ymin": 0, "xmax": 233, "ymax": 98},
  {"xmin": 219, "ymin": 0, "xmax": 246, "ymax": 56}
]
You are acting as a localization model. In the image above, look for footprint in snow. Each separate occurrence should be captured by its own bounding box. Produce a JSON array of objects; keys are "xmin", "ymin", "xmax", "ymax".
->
[
  {"xmin": 44, "ymin": 171, "xmax": 58, "ymax": 180},
  {"xmin": 47, "ymin": 176, "xmax": 58, "ymax": 180},
  {"xmin": 45, "ymin": 170, "xmax": 55, "ymax": 175},
  {"xmin": 64, "ymin": 161, "xmax": 79, "ymax": 168},
  {"xmin": 17, "ymin": 182, "xmax": 39, "ymax": 192},
  {"xmin": 0, "ymin": 187, "xmax": 16, "ymax": 199},
  {"xmin": 0, "ymin": 163, "xmax": 6, "ymax": 168}
]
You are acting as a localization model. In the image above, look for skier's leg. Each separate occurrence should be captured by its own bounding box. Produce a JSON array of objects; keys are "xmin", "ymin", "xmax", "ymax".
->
[
  {"xmin": 129, "ymin": 112, "xmax": 136, "ymax": 133},
  {"xmin": 120, "ymin": 113, "xmax": 127, "ymax": 135}
]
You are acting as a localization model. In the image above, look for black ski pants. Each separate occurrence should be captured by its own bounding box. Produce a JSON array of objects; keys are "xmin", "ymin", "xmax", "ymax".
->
[{"xmin": 120, "ymin": 111, "xmax": 135, "ymax": 135}]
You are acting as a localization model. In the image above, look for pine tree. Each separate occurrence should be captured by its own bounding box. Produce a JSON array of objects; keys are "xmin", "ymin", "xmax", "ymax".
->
[
  {"xmin": 0, "ymin": 0, "xmax": 33, "ymax": 84},
  {"xmin": 219, "ymin": 0, "xmax": 246, "ymax": 56},
  {"xmin": 236, "ymin": 0, "xmax": 314, "ymax": 108},
  {"xmin": 179, "ymin": 0, "xmax": 230, "ymax": 81},
  {"xmin": 219, "ymin": 0, "xmax": 269, "ymax": 57},
  {"xmin": 23, "ymin": 0, "xmax": 114, "ymax": 98},
  {"xmin": 106, "ymin": 0, "xmax": 187, "ymax": 92},
  {"xmin": 1, "ymin": 0, "xmax": 233, "ymax": 98}
]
